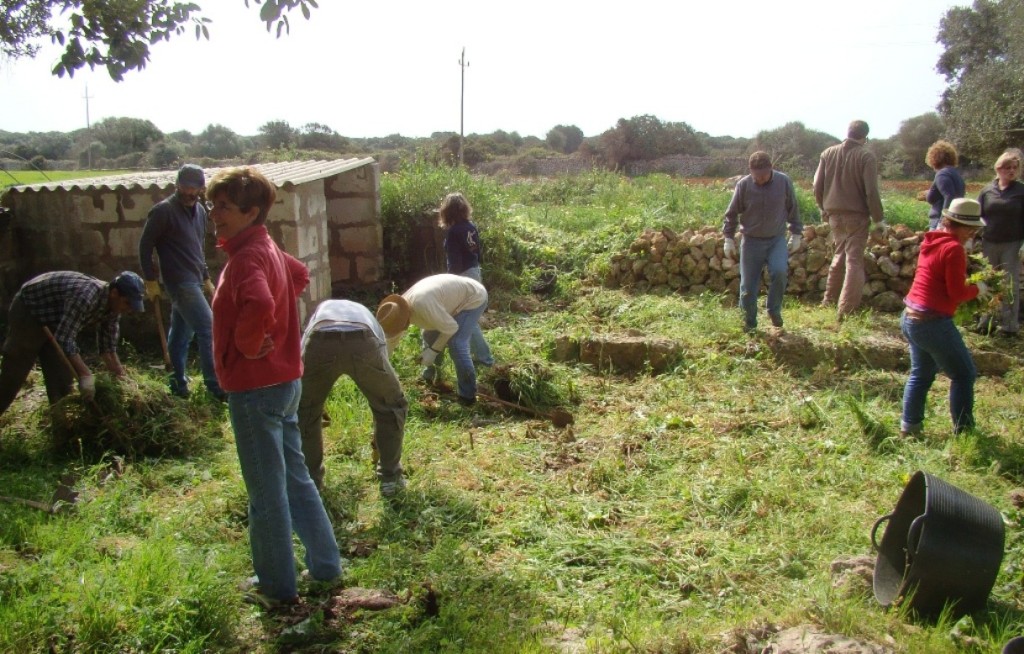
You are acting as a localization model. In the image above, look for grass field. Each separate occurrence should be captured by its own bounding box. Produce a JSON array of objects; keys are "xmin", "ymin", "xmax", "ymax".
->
[
  {"xmin": 1, "ymin": 169, "xmax": 135, "ymax": 189},
  {"xmin": 1, "ymin": 168, "xmax": 1022, "ymax": 653}
]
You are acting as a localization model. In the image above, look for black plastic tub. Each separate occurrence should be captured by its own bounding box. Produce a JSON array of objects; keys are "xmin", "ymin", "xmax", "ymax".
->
[{"xmin": 872, "ymin": 471, "xmax": 1004, "ymax": 618}]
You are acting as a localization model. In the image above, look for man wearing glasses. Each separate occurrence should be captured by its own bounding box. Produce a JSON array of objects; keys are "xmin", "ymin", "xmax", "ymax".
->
[{"xmin": 139, "ymin": 164, "xmax": 226, "ymax": 401}]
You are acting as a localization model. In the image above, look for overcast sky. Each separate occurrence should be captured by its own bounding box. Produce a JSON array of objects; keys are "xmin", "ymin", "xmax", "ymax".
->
[{"xmin": 0, "ymin": 0, "xmax": 962, "ymax": 141}]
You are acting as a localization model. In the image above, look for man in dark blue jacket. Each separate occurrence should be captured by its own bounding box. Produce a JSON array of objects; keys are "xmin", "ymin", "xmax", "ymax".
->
[{"xmin": 139, "ymin": 164, "xmax": 225, "ymax": 400}]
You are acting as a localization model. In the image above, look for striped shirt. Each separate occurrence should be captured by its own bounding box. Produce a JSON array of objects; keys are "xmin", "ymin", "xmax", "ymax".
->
[{"xmin": 17, "ymin": 272, "xmax": 121, "ymax": 355}]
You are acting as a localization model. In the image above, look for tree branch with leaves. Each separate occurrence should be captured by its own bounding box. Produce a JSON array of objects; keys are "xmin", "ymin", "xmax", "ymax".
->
[{"xmin": 0, "ymin": 0, "xmax": 318, "ymax": 82}]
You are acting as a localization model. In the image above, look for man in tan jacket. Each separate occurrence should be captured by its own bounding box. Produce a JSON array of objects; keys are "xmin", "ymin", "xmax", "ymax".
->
[{"xmin": 814, "ymin": 120, "xmax": 886, "ymax": 320}]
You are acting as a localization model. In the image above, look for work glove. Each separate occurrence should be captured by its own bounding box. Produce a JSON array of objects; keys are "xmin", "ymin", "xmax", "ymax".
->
[
  {"xmin": 420, "ymin": 347, "xmax": 439, "ymax": 367},
  {"xmin": 78, "ymin": 374, "xmax": 95, "ymax": 401},
  {"xmin": 203, "ymin": 278, "xmax": 216, "ymax": 298},
  {"xmin": 872, "ymin": 220, "xmax": 889, "ymax": 235},
  {"xmin": 976, "ymin": 281, "xmax": 992, "ymax": 302},
  {"xmin": 723, "ymin": 237, "xmax": 738, "ymax": 260},
  {"xmin": 787, "ymin": 233, "xmax": 802, "ymax": 254},
  {"xmin": 145, "ymin": 280, "xmax": 162, "ymax": 301}
]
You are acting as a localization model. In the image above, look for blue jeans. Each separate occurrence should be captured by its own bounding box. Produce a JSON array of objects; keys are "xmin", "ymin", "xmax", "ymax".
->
[
  {"xmin": 458, "ymin": 267, "xmax": 494, "ymax": 366},
  {"xmin": 739, "ymin": 235, "xmax": 788, "ymax": 327},
  {"xmin": 421, "ymin": 302, "xmax": 487, "ymax": 400},
  {"xmin": 165, "ymin": 282, "xmax": 223, "ymax": 396},
  {"xmin": 900, "ymin": 313, "xmax": 976, "ymax": 433},
  {"xmin": 228, "ymin": 379, "xmax": 342, "ymax": 601}
]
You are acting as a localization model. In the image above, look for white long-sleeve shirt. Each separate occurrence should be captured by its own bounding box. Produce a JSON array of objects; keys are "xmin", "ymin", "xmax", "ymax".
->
[{"xmin": 403, "ymin": 274, "xmax": 487, "ymax": 351}]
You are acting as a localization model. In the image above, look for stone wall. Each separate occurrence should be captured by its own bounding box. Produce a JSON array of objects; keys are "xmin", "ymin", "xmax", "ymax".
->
[
  {"xmin": 472, "ymin": 154, "xmax": 750, "ymax": 178},
  {"xmin": 624, "ymin": 155, "xmax": 749, "ymax": 178},
  {"xmin": 605, "ymin": 223, "xmax": 926, "ymax": 312}
]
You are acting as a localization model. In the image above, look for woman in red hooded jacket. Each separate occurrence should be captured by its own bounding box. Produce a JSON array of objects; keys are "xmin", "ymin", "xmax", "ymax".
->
[
  {"xmin": 900, "ymin": 198, "xmax": 989, "ymax": 436},
  {"xmin": 208, "ymin": 167, "xmax": 341, "ymax": 608}
]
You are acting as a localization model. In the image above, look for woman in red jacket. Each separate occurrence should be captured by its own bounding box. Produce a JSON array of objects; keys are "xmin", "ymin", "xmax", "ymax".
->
[
  {"xmin": 208, "ymin": 167, "xmax": 341, "ymax": 608},
  {"xmin": 901, "ymin": 198, "xmax": 989, "ymax": 436}
]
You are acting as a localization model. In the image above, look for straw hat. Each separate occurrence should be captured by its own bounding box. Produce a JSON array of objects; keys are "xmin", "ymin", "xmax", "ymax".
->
[
  {"xmin": 942, "ymin": 198, "xmax": 984, "ymax": 228},
  {"xmin": 376, "ymin": 294, "xmax": 412, "ymax": 337}
]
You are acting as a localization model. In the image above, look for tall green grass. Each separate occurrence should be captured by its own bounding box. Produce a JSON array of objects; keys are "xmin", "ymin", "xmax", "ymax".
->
[{"xmin": 0, "ymin": 168, "xmax": 1020, "ymax": 653}]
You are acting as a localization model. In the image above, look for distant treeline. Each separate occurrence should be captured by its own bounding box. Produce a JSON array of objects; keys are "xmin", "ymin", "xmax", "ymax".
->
[{"xmin": 0, "ymin": 112, "xmax": 981, "ymax": 180}]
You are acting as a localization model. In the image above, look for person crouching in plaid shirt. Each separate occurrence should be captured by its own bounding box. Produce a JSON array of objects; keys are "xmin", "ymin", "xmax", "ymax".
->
[{"xmin": 0, "ymin": 270, "xmax": 146, "ymax": 416}]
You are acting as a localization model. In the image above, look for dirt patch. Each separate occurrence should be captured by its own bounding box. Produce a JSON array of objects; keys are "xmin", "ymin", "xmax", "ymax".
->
[
  {"xmin": 764, "ymin": 330, "xmax": 1018, "ymax": 377},
  {"xmin": 330, "ymin": 587, "xmax": 401, "ymax": 612},
  {"xmin": 552, "ymin": 333, "xmax": 683, "ymax": 373},
  {"xmin": 726, "ymin": 624, "xmax": 893, "ymax": 653}
]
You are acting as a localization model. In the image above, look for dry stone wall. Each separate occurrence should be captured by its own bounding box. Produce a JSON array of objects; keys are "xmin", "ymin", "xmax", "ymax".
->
[{"xmin": 605, "ymin": 222, "xmax": 927, "ymax": 312}]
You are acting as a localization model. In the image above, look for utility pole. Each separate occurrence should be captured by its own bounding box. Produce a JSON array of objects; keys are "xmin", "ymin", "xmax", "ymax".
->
[
  {"xmin": 458, "ymin": 47, "xmax": 468, "ymax": 167},
  {"xmin": 83, "ymin": 84, "xmax": 94, "ymax": 169}
]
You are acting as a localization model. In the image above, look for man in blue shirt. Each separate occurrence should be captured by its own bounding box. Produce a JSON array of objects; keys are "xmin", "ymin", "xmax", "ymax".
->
[
  {"xmin": 139, "ymin": 164, "xmax": 225, "ymax": 401},
  {"xmin": 0, "ymin": 271, "xmax": 144, "ymax": 416},
  {"xmin": 723, "ymin": 151, "xmax": 803, "ymax": 332}
]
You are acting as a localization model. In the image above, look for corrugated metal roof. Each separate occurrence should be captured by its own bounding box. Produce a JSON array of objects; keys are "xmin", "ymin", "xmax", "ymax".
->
[{"xmin": 4, "ymin": 158, "xmax": 376, "ymax": 194}]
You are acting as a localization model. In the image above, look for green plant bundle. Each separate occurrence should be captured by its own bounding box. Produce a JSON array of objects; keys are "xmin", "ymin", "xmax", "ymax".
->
[
  {"xmin": 49, "ymin": 371, "xmax": 220, "ymax": 458},
  {"xmin": 955, "ymin": 254, "xmax": 1008, "ymax": 328}
]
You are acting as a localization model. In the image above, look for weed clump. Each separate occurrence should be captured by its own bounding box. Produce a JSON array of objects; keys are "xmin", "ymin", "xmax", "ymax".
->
[
  {"xmin": 486, "ymin": 362, "xmax": 574, "ymax": 410},
  {"xmin": 48, "ymin": 371, "xmax": 220, "ymax": 459}
]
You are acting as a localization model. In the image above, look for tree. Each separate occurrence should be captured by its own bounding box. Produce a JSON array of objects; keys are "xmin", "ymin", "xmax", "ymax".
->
[
  {"xmin": 0, "ymin": 0, "xmax": 318, "ymax": 81},
  {"xmin": 751, "ymin": 122, "xmax": 838, "ymax": 176},
  {"xmin": 546, "ymin": 124, "xmax": 584, "ymax": 155},
  {"xmin": 299, "ymin": 122, "xmax": 348, "ymax": 152},
  {"xmin": 896, "ymin": 113, "xmax": 946, "ymax": 176},
  {"xmin": 937, "ymin": 0, "xmax": 1024, "ymax": 161},
  {"xmin": 599, "ymin": 115, "xmax": 707, "ymax": 168},
  {"xmin": 195, "ymin": 124, "xmax": 243, "ymax": 158},
  {"xmin": 89, "ymin": 117, "xmax": 164, "ymax": 160},
  {"xmin": 258, "ymin": 120, "xmax": 298, "ymax": 150}
]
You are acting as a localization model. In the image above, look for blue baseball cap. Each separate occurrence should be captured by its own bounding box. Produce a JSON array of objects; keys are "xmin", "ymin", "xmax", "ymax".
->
[
  {"xmin": 176, "ymin": 164, "xmax": 205, "ymax": 189},
  {"xmin": 111, "ymin": 271, "xmax": 145, "ymax": 312}
]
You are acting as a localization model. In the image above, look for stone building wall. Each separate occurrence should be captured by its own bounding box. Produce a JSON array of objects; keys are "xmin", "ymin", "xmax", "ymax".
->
[{"xmin": 0, "ymin": 162, "xmax": 383, "ymax": 344}]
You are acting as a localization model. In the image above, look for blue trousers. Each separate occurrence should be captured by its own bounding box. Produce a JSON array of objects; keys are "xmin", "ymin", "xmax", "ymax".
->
[
  {"xmin": 900, "ymin": 312, "xmax": 976, "ymax": 433},
  {"xmin": 739, "ymin": 235, "xmax": 788, "ymax": 328}
]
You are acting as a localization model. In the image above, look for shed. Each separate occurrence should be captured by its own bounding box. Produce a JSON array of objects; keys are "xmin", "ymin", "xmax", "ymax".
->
[{"xmin": 0, "ymin": 159, "xmax": 382, "ymax": 338}]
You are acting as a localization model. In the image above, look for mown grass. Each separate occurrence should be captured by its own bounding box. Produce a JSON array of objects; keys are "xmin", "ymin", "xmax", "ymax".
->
[
  {"xmin": 1, "ymin": 168, "xmax": 1022, "ymax": 653},
  {"xmin": 1, "ymin": 169, "xmax": 135, "ymax": 189}
]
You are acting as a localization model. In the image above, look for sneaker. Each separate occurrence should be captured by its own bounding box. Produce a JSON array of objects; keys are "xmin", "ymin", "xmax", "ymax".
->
[
  {"xmin": 769, "ymin": 312, "xmax": 784, "ymax": 328},
  {"xmin": 899, "ymin": 422, "xmax": 923, "ymax": 438},
  {"xmin": 242, "ymin": 590, "xmax": 299, "ymax": 611},
  {"xmin": 380, "ymin": 476, "xmax": 407, "ymax": 497}
]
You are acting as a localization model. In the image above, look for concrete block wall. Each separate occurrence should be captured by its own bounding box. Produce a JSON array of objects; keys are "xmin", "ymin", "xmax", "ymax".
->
[
  {"xmin": 0, "ymin": 162, "xmax": 384, "ymax": 344},
  {"xmin": 325, "ymin": 163, "xmax": 383, "ymax": 293}
]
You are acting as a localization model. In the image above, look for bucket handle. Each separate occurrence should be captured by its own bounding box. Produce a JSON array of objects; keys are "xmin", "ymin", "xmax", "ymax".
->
[
  {"xmin": 906, "ymin": 514, "xmax": 926, "ymax": 565},
  {"xmin": 871, "ymin": 513, "xmax": 893, "ymax": 551}
]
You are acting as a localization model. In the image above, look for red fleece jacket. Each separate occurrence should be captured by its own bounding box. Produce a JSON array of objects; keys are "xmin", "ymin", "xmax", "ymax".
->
[
  {"xmin": 904, "ymin": 230, "xmax": 979, "ymax": 317},
  {"xmin": 212, "ymin": 225, "xmax": 309, "ymax": 392}
]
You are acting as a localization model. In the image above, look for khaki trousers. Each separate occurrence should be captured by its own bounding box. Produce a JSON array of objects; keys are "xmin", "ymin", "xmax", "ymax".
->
[{"xmin": 823, "ymin": 213, "xmax": 870, "ymax": 318}]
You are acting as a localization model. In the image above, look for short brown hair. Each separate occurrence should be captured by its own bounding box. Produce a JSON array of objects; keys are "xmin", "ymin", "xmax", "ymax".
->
[
  {"xmin": 847, "ymin": 120, "xmax": 870, "ymax": 140},
  {"xmin": 925, "ymin": 140, "xmax": 958, "ymax": 169},
  {"xmin": 206, "ymin": 167, "xmax": 276, "ymax": 225},
  {"xmin": 748, "ymin": 151, "xmax": 772, "ymax": 171},
  {"xmin": 438, "ymin": 192, "xmax": 472, "ymax": 227}
]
